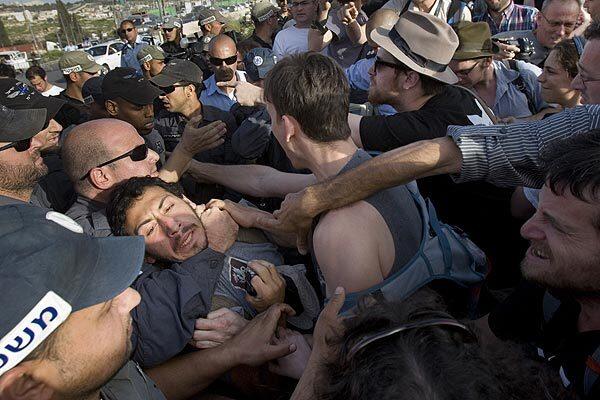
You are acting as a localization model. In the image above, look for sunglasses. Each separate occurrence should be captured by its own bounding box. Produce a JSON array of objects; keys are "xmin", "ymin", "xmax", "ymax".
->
[
  {"xmin": 0, "ymin": 137, "xmax": 32, "ymax": 153},
  {"xmin": 162, "ymin": 27, "xmax": 175, "ymax": 33},
  {"xmin": 80, "ymin": 144, "xmax": 148, "ymax": 180},
  {"xmin": 161, "ymin": 82, "xmax": 192, "ymax": 94},
  {"xmin": 374, "ymin": 57, "xmax": 405, "ymax": 72},
  {"xmin": 119, "ymin": 27, "xmax": 135, "ymax": 34},
  {"xmin": 209, "ymin": 55, "xmax": 238, "ymax": 66},
  {"xmin": 453, "ymin": 60, "xmax": 483, "ymax": 77}
]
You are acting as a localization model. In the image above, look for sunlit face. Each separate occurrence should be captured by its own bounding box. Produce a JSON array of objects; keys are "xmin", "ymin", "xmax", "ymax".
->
[
  {"xmin": 535, "ymin": 2, "xmax": 579, "ymax": 48},
  {"xmin": 148, "ymin": 59, "xmax": 165, "ymax": 77},
  {"xmin": 209, "ymin": 41, "xmax": 238, "ymax": 83},
  {"xmin": 124, "ymin": 186, "xmax": 208, "ymax": 261},
  {"xmin": 120, "ymin": 21, "xmax": 138, "ymax": 44},
  {"xmin": 163, "ymin": 27, "xmax": 179, "ymax": 42},
  {"xmin": 538, "ymin": 49, "xmax": 580, "ymax": 106},
  {"xmin": 289, "ymin": 0, "xmax": 317, "ymax": 25},
  {"xmin": 521, "ymin": 185, "xmax": 600, "ymax": 293},
  {"xmin": 28, "ymin": 75, "xmax": 50, "ymax": 93},
  {"xmin": 36, "ymin": 288, "xmax": 141, "ymax": 398},
  {"xmin": 570, "ymin": 40, "xmax": 600, "ymax": 105}
]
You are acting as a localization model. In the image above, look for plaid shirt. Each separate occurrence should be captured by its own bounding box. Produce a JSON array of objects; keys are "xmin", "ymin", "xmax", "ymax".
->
[{"xmin": 473, "ymin": 1, "xmax": 538, "ymax": 35}]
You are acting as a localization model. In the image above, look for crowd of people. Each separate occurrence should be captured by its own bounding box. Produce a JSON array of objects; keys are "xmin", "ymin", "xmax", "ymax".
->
[{"xmin": 1, "ymin": 0, "xmax": 599, "ymax": 398}]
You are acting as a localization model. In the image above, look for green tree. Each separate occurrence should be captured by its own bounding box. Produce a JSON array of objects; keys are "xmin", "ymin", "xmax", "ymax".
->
[
  {"xmin": 72, "ymin": 14, "xmax": 84, "ymax": 43},
  {"xmin": 0, "ymin": 19, "xmax": 10, "ymax": 48},
  {"xmin": 56, "ymin": 0, "xmax": 75, "ymax": 45}
]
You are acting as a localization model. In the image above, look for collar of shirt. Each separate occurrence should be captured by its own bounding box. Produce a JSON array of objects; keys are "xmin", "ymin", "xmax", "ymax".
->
[
  {"xmin": 75, "ymin": 194, "xmax": 106, "ymax": 213},
  {"xmin": 493, "ymin": 61, "xmax": 522, "ymax": 106},
  {"xmin": 204, "ymin": 71, "xmax": 248, "ymax": 99},
  {"xmin": 0, "ymin": 194, "xmax": 27, "ymax": 206}
]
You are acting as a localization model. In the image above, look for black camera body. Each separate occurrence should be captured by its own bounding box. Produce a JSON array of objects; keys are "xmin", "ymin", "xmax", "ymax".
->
[{"xmin": 492, "ymin": 37, "xmax": 535, "ymax": 61}]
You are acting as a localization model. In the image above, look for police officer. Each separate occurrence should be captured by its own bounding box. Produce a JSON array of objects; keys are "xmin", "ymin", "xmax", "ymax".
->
[
  {"xmin": 197, "ymin": 7, "xmax": 227, "ymax": 38},
  {"xmin": 247, "ymin": 1, "xmax": 280, "ymax": 49},
  {"xmin": 160, "ymin": 16, "xmax": 185, "ymax": 59},
  {"xmin": 137, "ymin": 45, "xmax": 167, "ymax": 80}
]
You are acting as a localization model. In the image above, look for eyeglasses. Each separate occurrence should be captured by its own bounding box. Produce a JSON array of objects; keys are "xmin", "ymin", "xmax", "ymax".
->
[
  {"xmin": 80, "ymin": 144, "xmax": 148, "ymax": 180},
  {"xmin": 374, "ymin": 57, "xmax": 405, "ymax": 72},
  {"xmin": 160, "ymin": 82, "xmax": 192, "ymax": 94},
  {"xmin": 345, "ymin": 311, "xmax": 475, "ymax": 362},
  {"xmin": 162, "ymin": 27, "xmax": 175, "ymax": 33},
  {"xmin": 209, "ymin": 55, "xmax": 238, "ymax": 66},
  {"xmin": 0, "ymin": 137, "xmax": 32, "ymax": 153},
  {"xmin": 453, "ymin": 60, "xmax": 482, "ymax": 77},
  {"xmin": 539, "ymin": 12, "xmax": 577, "ymax": 32},
  {"xmin": 575, "ymin": 62, "xmax": 600, "ymax": 90},
  {"xmin": 119, "ymin": 27, "xmax": 135, "ymax": 34}
]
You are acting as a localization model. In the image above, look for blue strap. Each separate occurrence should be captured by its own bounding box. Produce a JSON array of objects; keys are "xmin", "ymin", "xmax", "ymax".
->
[{"xmin": 426, "ymin": 199, "xmax": 452, "ymax": 271}]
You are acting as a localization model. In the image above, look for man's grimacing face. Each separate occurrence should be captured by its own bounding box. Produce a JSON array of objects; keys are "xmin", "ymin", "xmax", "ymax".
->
[{"xmin": 123, "ymin": 186, "xmax": 209, "ymax": 262}]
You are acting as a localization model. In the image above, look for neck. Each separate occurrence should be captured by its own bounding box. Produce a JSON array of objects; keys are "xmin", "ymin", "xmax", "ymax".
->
[
  {"xmin": 255, "ymin": 25, "xmax": 273, "ymax": 43},
  {"xmin": 180, "ymin": 99, "xmax": 202, "ymax": 120},
  {"xmin": 577, "ymin": 295, "xmax": 600, "ymax": 332},
  {"xmin": 304, "ymin": 139, "xmax": 358, "ymax": 181},
  {"xmin": 415, "ymin": 0, "xmax": 437, "ymax": 12},
  {"xmin": 295, "ymin": 20, "xmax": 311, "ymax": 29},
  {"xmin": 390, "ymin": 89, "xmax": 435, "ymax": 113},
  {"xmin": 563, "ymin": 91, "xmax": 582, "ymax": 108},
  {"xmin": 79, "ymin": 188, "xmax": 111, "ymax": 205},
  {"xmin": 0, "ymin": 187, "xmax": 32, "ymax": 203},
  {"xmin": 65, "ymin": 84, "xmax": 83, "ymax": 102},
  {"xmin": 474, "ymin": 64, "xmax": 496, "ymax": 91}
]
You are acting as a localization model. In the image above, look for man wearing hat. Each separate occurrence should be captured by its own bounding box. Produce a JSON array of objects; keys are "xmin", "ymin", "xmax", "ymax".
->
[
  {"xmin": 198, "ymin": 7, "xmax": 227, "ymax": 38},
  {"xmin": 0, "ymin": 79, "xmax": 77, "ymax": 213},
  {"xmin": 0, "ymin": 105, "xmax": 49, "ymax": 207},
  {"xmin": 449, "ymin": 21, "xmax": 545, "ymax": 119},
  {"xmin": 55, "ymin": 50, "xmax": 101, "ymax": 123},
  {"xmin": 0, "ymin": 204, "xmax": 298, "ymax": 399},
  {"xmin": 152, "ymin": 58, "xmax": 237, "ymax": 158},
  {"xmin": 82, "ymin": 75, "xmax": 110, "ymax": 119},
  {"xmin": 137, "ymin": 45, "xmax": 167, "ymax": 80},
  {"xmin": 247, "ymin": 1, "xmax": 280, "ymax": 49},
  {"xmin": 160, "ymin": 16, "xmax": 185, "ymax": 59}
]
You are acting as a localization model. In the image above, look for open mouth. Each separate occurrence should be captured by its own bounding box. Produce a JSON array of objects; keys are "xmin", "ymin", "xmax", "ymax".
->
[
  {"xmin": 528, "ymin": 246, "xmax": 550, "ymax": 261},
  {"xmin": 176, "ymin": 228, "xmax": 194, "ymax": 252}
]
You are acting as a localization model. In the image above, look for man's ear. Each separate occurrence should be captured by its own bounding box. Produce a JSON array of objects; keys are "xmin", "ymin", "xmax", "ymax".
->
[
  {"xmin": 482, "ymin": 57, "xmax": 493, "ymax": 68},
  {"xmin": 142, "ymin": 61, "xmax": 151, "ymax": 72},
  {"xmin": 403, "ymin": 70, "xmax": 420, "ymax": 90},
  {"xmin": 281, "ymin": 115, "xmax": 300, "ymax": 143},
  {"xmin": 0, "ymin": 365, "xmax": 54, "ymax": 400},
  {"xmin": 88, "ymin": 167, "xmax": 112, "ymax": 190},
  {"xmin": 105, "ymin": 99, "xmax": 119, "ymax": 117},
  {"xmin": 68, "ymin": 71, "xmax": 79, "ymax": 83}
]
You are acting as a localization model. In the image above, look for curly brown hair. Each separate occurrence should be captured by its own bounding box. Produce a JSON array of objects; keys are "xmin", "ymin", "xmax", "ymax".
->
[{"xmin": 551, "ymin": 39, "xmax": 580, "ymax": 78}]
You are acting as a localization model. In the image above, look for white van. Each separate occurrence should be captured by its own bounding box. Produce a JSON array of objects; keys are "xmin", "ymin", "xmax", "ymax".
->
[{"xmin": 0, "ymin": 51, "xmax": 30, "ymax": 72}]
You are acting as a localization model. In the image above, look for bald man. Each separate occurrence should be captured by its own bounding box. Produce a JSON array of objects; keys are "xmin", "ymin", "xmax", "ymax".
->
[
  {"xmin": 345, "ymin": 9, "xmax": 398, "ymax": 115},
  {"xmin": 200, "ymin": 34, "xmax": 248, "ymax": 112},
  {"xmin": 63, "ymin": 118, "xmax": 226, "ymax": 236}
]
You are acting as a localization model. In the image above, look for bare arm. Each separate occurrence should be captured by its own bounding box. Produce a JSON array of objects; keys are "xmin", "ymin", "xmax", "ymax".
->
[
  {"xmin": 260, "ymin": 137, "xmax": 462, "ymax": 253},
  {"xmin": 346, "ymin": 19, "xmax": 366, "ymax": 44},
  {"xmin": 308, "ymin": 27, "xmax": 333, "ymax": 51},
  {"xmin": 187, "ymin": 160, "xmax": 316, "ymax": 198},
  {"xmin": 147, "ymin": 304, "xmax": 297, "ymax": 400}
]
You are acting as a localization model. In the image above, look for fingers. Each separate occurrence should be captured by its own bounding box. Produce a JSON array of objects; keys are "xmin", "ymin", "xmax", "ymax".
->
[
  {"xmin": 248, "ymin": 260, "xmax": 277, "ymax": 285},
  {"xmin": 192, "ymin": 329, "xmax": 229, "ymax": 343},
  {"xmin": 296, "ymin": 227, "xmax": 310, "ymax": 255},
  {"xmin": 206, "ymin": 198, "xmax": 227, "ymax": 210},
  {"xmin": 322, "ymin": 286, "xmax": 345, "ymax": 319},
  {"xmin": 264, "ymin": 341, "xmax": 297, "ymax": 361},
  {"xmin": 216, "ymin": 81, "xmax": 238, "ymax": 88},
  {"xmin": 195, "ymin": 317, "xmax": 226, "ymax": 331},
  {"xmin": 255, "ymin": 213, "xmax": 281, "ymax": 230},
  {"xmin": 191, "ymin": 339, "xmax": 222, "ymax": 349}
]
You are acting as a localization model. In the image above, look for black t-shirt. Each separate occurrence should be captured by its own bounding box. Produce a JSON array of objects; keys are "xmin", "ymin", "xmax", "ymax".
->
[
  {"xmin": 489, "ymin": 281, "xmax": 600, "ymax": 399},
  {"xmin": 360, "ymin": 85, "xmax": 527, "ymax": 287}
]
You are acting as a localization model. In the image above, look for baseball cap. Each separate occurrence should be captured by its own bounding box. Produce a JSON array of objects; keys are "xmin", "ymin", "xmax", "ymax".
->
[
  {"xmin": 162, "ymin": 16, "xmax": 182, "ymax": 29},
  {"xmin": 0, "ymin": 78, "xmax": 66, "ymax": 124},
  {"xmin": 0, "ymin": 104, "xmax": 46, "ymax": 143},
  {"xmin": 244, "ymin": 47, "xmax": 277, "ymax": 82},
  {"xmin": 197, "ymin": 7, "xmax": 227, "ymax": 26},
  {"xmin": 0, "ymin": 204, "xmax": 145, "ymax": 377},
  {"xmin": 252, "ymin": 1, "xmax": 278, "ymax": 23},
  {"xmin": 59, "ymin": 50, "xmax": 102, "ymax": 75},
  {"xmin": 150, "ymin": 59, "xmax": 204, "ymax": 87},
  {"xmin": 102, "ymin": 67, "xmax": 163, "ymax": 106},
  {"xmin": 82, "ymin": 75, "xmax": 105, "ymax": 106},
  {"xmin": 137, "ymin": 45, "xmax": 166, "ymax": 64}
]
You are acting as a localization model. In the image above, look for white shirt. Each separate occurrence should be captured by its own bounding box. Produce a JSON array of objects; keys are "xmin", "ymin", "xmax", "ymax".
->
[
  {"xmin": 273, "ymin": 25, "xmax": 310, "ymax": 59},
  {"xmin": 41, "ymin": 85, "xmax": 63, "ymax": 97}
]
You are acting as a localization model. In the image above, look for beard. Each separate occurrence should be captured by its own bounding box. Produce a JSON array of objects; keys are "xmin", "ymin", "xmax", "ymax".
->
[
  {"xmin": 214, "ymin": 67, "xmax": 235, "ymax": 82},
  {"xmin": 0, "ymin": 157, "xmax": 48, "ymax": 192}
]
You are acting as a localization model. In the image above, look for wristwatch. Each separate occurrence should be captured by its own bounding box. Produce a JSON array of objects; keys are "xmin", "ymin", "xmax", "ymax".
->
[{"xmin": 310, "ymin": 18, "xmax": 329, "ymax": 35}]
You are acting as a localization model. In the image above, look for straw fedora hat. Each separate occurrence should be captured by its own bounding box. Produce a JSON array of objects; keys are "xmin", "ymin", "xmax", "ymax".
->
[{"xmin": 371, "ymin": 10, "xmax": 459, "ymax": 84}]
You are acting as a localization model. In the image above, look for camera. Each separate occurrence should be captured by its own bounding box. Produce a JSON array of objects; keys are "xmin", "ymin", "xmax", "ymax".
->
[{"xmin": 492, "ymin": 37, "xmax": 535, "ymax": 61}]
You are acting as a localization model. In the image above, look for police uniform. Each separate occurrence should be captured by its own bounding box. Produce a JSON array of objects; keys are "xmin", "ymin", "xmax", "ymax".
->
[{"xmin": 65, "ymin": 194, "xmax": 112, "ymax": 237}]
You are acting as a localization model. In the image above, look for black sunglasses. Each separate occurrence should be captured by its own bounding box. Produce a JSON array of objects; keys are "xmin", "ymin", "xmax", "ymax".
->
[
  {"xmin": 119, "ymin": 27, "xmax": 135, "ymax": 34},
  {"xmin": 0, "ymin": 138, "xmax": 32, "ymax": 153},
  {"xmin": 162, "ymin": 27, "xmax": 175, "ymax": 33},
  {"xmin": 80, "ymin": 144, "xmax": 148, "ymax": 180},
  {"xmin": 209, "ymin": 55, "xmax": 238, "ymax": 66},
  {"xmin": 374, "ymin": 57, "xmax": 405, "ymax": 72}
]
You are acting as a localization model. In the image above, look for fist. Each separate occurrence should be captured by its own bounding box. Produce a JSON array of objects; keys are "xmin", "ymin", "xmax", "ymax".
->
[{"xmin": 200, "ymin": 207, "xmax": 239, "ymax": 253}]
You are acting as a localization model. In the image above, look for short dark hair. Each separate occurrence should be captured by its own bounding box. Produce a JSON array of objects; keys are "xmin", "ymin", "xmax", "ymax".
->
[
  {"xmin": 0, "ymin": 63, "xmax": 16, "ymax": 79},
  {"xmin": 552, "ymin": 38, "xmax": 579, "ymax": 78},
  {"xmin": 25, "ymin": 65, "xmax": 47, "ymax": 80},
  {"xmin": 585, "ymin": 20, "xmax": 600, "ymax": 40},
  {"xmin": 540, "ymin": 129, "xmax": 600, "ymax": 211},
  {"xmin": 120, "ymin": 19, "xmax": 135, "ymax": 28},
  {"xmin": 318, "ymin": 289, "xmax": 567, "ymax": 400},
  {"xmin": 263, "ymin": 52, "xmax": 351, "ymax": 142},
  {"xmin": 107, "ymin": 176, "xmax": 185, "ymax": 236}
]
